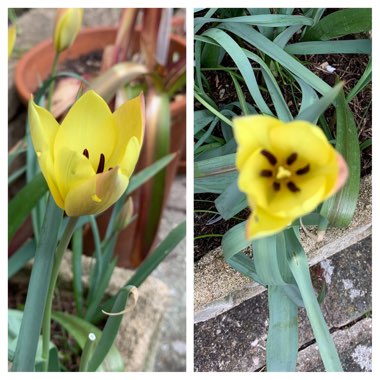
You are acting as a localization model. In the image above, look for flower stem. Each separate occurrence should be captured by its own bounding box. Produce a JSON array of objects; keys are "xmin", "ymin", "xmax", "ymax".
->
[
  {"xmin": 79, "ymin": 333, "xmax": 97, "ymax": 372},
  {"xmin": 11, "ymin": 196, "xmax": 63, "ymax": 371},
  {"xmin": 47, "ymin": 52, "xmax": 60, "ymax": 111},
  {"xmin": 41, "ymin": 217, "xmax": 79, "ymax": 371}
]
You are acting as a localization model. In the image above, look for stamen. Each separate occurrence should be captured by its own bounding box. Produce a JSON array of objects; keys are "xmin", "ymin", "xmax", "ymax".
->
[
  {"xmin": 286, "ymin": 153, "xmax": 298, "ymax": 165},
  {"xmin": 260, "ymin": 169, "xmax": 273, "ymax": 177},
  {"xmin": 83, "ymin": 148, "xmax": 89, "ymax": 159},
  {"xmin": 273, "ymin": 182, "xmax": 281, "ymax": 191},
  {"xmin": 260, "ymin": 149, "xmax": 277, "ymax": 166},
  {"xmin": 296, "ymin": 164, "xmax": 310, "ymax": 175},
  {"xmin": 96, "ymin": 153, "xmax": 105, "ymax": 174},
  {"xmin": 287, "ymin": 181, "xmax": 300, "ymax": 193}
]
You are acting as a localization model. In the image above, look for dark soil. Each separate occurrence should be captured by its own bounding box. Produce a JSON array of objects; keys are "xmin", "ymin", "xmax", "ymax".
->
[
  {"xmin": 59, "ymin": 49, "xmax": 103, "ymax": 77},
  {"xmin": 194, "ymin": 24, "xmax": 372, "ymax": 262}
]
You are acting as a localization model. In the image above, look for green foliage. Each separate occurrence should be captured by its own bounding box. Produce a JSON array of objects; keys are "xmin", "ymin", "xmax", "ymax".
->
[
  {"xmin": 194, "ymin": 7, "xmax": 369, "ymax": 224},
  {"xmin": 195, "ymin": 8, "xmax": 370, "ymax": 372}
]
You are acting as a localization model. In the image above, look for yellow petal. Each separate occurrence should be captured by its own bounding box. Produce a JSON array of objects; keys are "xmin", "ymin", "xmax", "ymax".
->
[
  {"xmin": 28, "ymin": 99, "xmax": 59, "ymax": 157},
  {"xmin": 238, "ymin": 149, "xmax": 274, "ymax": 208},
  {"xmin": 54, "ymin": 8, "xmax": 83, "ymax": 52},
  {"xmin": 234, "ymin": 115, "xmax": 282, "ymax": 169},
  {"xmin": 54, "ymin": 147, "xmax": 95, "ymax": 200},
  {"xmin": 54, "ymin": 90, "xmax": 116, "ymax": 171},
  {"xmin": 107, "ymin": 93, "xmax": 145, "ymax": 169},
  {"xmin": 28, "ymin": 99, "xmax": 64, "ymax": 208},
  {"xmin": 64, "ymin": 167, "xmax": 129, "ymax": 216},
  {"xmin": 119, "ymin": 136, "xmax": 140, "ymax": 178},
  {"xmin": 246, "ymin": 205, "xmax": 292, "ymax": 240},
  {"xmin": 8, "ymin": 25, "xmax": 16, "ymax": 58},
  {"xmin": 269, "ymin": 121, "xmax": 333, "ymax": 166}
]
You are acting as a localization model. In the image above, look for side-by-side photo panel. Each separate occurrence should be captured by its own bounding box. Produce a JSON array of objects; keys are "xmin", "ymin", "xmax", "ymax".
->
[
  {"xmin": 194, "ymin": 7, "xmax": 372, "ymax": 372},
  {"xmin": 8, "ymin": 8, "xmax": 186, "ymax": 372}
]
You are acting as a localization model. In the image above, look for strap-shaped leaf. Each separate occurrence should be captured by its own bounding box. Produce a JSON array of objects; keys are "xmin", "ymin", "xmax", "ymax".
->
[
  {"xmin": 320, "ymin": 89, "xmax": 361, "ymax": 227},
  {"xmin": 203, "ymin": 28, "xmax": 273, "ymax": 115},
  {"xmin": 302, "ymin": 8, "xmax": 372, "ymax": 41},
  {"xmin": 8, "ymin": 172, "xmax": 48, "ymax": 242},
  {"xmin": 285, "ymin": 228, "xmax": 343, "ymax": 371},
  {"xmin": 215, "ymin": 180, "xmax": 247, "ymax": 220},
  {"xmin": 285, "ymin": 40, "xmax": 371, "ymax": 55},
  {"xmin": 266, "ymin": 286, "xmax": 298, "ymax": 371}
]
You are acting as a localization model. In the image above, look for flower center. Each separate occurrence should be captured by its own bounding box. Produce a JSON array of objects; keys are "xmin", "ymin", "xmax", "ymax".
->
[
  {"xmin": 276, "ymin": 166, "xmax": 291, "ymax": 180},
  {"xmin": 259, "ymin": 150, "xmax": 311, "ymax": 193},
  {"xmin": 83, "ymin": 149, "xmax": 111, "ymax": 174}
]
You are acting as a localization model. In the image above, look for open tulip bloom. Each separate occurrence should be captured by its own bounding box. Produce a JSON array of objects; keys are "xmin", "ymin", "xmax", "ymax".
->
[
  {"xmin": 234, "ymin": 115, "xmax": 348, "ymax": 240},
  {"xmin": 29, "ymin": 90, "xmax": 145, "ymax": 216}
]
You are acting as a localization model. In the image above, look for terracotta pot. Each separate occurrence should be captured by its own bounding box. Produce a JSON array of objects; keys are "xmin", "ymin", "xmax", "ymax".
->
[
  {"xmin": 15, "ymin": 27, "xmax": 115, "ymax": 104},
  {"xmin": 14, "ymin": 26, "xmax": 186, "ymax": 268}
]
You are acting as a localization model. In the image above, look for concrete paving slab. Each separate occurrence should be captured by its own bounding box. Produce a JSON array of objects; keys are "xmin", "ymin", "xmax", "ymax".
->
[
  {"xmin": 297, "ymin": 318, "xmax": 372, "ymax": 372},
  {"xmin": 194, "ymin": 235, "xmax": 372, "ymax": 372}
]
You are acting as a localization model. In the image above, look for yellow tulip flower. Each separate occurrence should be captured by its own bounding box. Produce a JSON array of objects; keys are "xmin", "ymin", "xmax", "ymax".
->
[
  {"xmin": 28, "ymin": 90, "xmax": 144, "ymax": 216},
  {"xmin": 234, "ymin": 115, "xmax": 347, "ymax": 240},
  {"xmin": 8, "ymin": 25, "xmax": 16, "ymax": 58},
  {"xmin": 53, "ymin": 8, "xmax": 84, "ymax": 53}
]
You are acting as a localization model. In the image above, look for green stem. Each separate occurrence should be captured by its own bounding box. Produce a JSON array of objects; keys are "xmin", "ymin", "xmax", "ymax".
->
[
  {"xmin": 47, "ymin": 52, "xmax": 60, "ymax": 111},
  {"xmin": 286, "ymin": 230, "xmax": 343, "ymax": 372},
  {"xmin": 11, "ymin": 196, "xmax": 63, "ymax": 371},
  {"xmin": 72, "ymin": 227, "xmax": 84, "ymax": 317},
  {"xmin": 41, "ymin": 217, "xmax": 79, "ymax": 371},
  {"xmin": 79, "ymin": 333, "xmax": 97, "ymax": 372}
]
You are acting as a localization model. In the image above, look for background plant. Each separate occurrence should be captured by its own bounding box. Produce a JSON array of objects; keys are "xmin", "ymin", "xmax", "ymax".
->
[{"xmin": 194, "ymin": 7, "xmax": 372, "ymax": 371}]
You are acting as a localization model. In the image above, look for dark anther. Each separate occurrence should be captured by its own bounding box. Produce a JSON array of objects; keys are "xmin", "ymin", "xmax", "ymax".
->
[
  {"xmin": 108, "ymin": 167, "xmax": 113, "ymax": 171},
  {"xmin": 296, "ymin": 164, "xmax": 310, "ymax": 175},
  {"xmin": 287, "ymin": 181, "xmax": 300, "ymax": 193},
  {"xmin": 96, "ymin": 153, "xmax": 105, "ymax": 174},
  {"xmin": 286, "ymin": 153, "xmax": 298, "ymax": 165},
  {"xmin": 273, "ymin": 182, "xmax": 281, "ymax": 191},
  {"xmin": 260, "ymin": 169, "xmax": 273, "ymax": 177},
  {"xmin": 83, "ymin": 148, "xmax": 89, "ymax": 159},
  {"xmin": 260, "ymin": 149, "xmax": 277, "ymax": 166}
]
